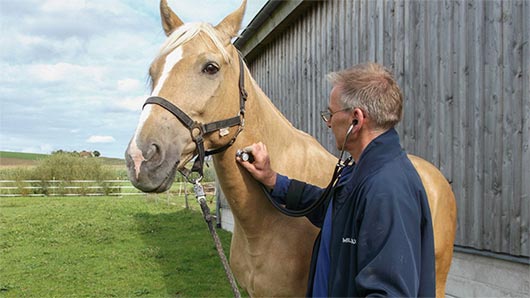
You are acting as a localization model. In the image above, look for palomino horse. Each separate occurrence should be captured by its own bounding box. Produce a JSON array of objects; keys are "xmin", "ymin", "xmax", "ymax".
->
[{"xmin": 125, "ymin": 0, "xmax": 457, "ymax": 296}]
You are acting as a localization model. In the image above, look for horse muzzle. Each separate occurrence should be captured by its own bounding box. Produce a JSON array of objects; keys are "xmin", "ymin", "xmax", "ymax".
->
[{"xmin": 125, "ymin": 138, "xmax": 179, "ymax": 193}]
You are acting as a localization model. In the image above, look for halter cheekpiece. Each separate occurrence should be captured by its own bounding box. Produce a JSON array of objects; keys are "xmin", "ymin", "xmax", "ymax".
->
[{"xmin": 143, "ymin": 54, "xmax": 248, "ymax": 182}]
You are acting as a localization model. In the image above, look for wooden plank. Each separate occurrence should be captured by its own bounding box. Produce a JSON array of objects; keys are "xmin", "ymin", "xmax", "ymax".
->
[
  {"xmin": 310, "ymin": 5, "xmax": 319, "ymax": 144},
  {"xmin": 482, "ymin": 0, "xmax": 504, "ymax": 252},
  {"xmin": 415, "ymin": 1, "xmax": 427, "ymax": 157},
  {"xmin": 382, "ymin": 0, "xmax": 395, "ymax": 69},
  {"xmin": 394, "ymin": 0, "xmax": 405, "ymax": 138},
  {"xmin": 337, "ymin": 0, "xmax": 346, "ymax": 70},
  {"xmin": 521, "ymin": 0, "xmax": 530, "ymax": 258},
  {"xmin": 359, "ymin": 0, "xmax": 368, "ymax": 62},
  {"xmin": 501, "ymin": 0, "xmax": 519, "ymax": 255},
  {"xmin": 426, "ymin": 0, "xmax": 440, "ymax": 166},
  {"xmin": 402, "ymin": 0, "xmax": 414, "ymax": 153},
  {"xmin": 451, "ymin": 0, "xmax": 467, "ymax": 246},
  {"xmin": 351, "ymin": 1, "xmax": 361, "ymax": 65},
  {"xmin": 464, "ymin": 0, "xmax": 484, "ymax": 250},
  {"xmin": 344, "ymin": 0, "xmax": 353, "ymax": 68},
  {"xmin": 375, "ymin": 0, "xmax": 384, "ymax": 63},
  {"xmin": 438, "ymin": 0, "xmax": 454, "ymax": 184}
]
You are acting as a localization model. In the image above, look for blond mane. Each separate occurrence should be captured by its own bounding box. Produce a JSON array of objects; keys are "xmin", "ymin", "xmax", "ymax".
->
[{"xmin": 158, "ymin": 22, "xmax": 232, "ymax": 63}]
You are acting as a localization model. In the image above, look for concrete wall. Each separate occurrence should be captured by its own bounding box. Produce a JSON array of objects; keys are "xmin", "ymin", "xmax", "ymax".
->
[
  {"xmin": 446, "ymin": 251, "xmax": 529, "ymax": 297},
  {"xmin": 220, "ymin": 208, "xmax": 235, "ymax": 234}
]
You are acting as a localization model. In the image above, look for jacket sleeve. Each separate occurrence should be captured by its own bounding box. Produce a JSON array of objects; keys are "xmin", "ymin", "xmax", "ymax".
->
[
  {"xmin": 270, "ymin": 174, "xmax": 328, "ymax": 227},
  {"xmin": 354, "ymin": 181, "xmax": 426, "ymax": 297}
]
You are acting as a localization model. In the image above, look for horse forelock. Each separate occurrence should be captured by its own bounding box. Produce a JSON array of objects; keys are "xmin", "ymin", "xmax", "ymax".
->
[{"xmin": 158, "ymin": 22, "xmax": 232, "ymax": 63}]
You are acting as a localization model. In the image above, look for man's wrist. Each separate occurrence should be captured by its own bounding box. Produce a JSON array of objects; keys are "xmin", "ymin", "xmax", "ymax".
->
[{"xmin": 264, "ymin": 173, "xmax": 277, "ymax": 191}]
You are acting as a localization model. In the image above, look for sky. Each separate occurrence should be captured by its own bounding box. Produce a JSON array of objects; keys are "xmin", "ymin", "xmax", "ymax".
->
[{"xmin": 0, "ymin": 0, "xmax": 268, "ymax": 158}]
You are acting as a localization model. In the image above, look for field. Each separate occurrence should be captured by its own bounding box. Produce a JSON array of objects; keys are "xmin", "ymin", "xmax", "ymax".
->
[
  {"xmin": 0, "ymin": 151, "xmax": 48, "ymax": 168},
  {"xmin": 0, "ymin": 195, "xmax": 246, "ymax": 297},
  {"xmin": 0, "ymin": 151, "xmax": 125, "ymax": 168}
]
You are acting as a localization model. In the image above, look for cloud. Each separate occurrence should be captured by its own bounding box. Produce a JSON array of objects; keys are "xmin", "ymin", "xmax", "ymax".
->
[
  {"xmin": 117, "ymin": 78, "xmax": 142, "ymax": 92},
  {"xmin": 114, "ymin": 95, "xmax": 146, "ymax": 112},
  {"xmin": 28, "ymin": 62, "xmax": 107, "ymax": 83},
  {"xmin": 86, "ymin": 136, "xmax": 116, "ymax": 143},
  {"xmin": 0, "ymin": 0, "xmax": 269, "ymax": 158},
  {"xmin": 21, "ymin": 144, "xmax": 54, "ymax": 154},
  {"xmin": 41, "ymin": 0, "xmax": 88, "ymax": 12}
]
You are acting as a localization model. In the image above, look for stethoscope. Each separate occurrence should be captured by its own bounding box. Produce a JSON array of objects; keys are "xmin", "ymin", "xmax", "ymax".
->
[{"xmin": 239, "ymin": 120, "xmax": 356, "ymax": 217}]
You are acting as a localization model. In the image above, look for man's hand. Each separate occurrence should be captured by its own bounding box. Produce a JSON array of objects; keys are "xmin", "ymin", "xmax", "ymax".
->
[{"xmin": 236, "ymin": 142, "xmax": 277, "ymax": 190}]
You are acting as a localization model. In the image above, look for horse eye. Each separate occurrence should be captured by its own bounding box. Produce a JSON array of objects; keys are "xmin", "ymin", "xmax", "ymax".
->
[{"xmin": 202, "ymin": 63, "xmax": 219, "ymax": 75}]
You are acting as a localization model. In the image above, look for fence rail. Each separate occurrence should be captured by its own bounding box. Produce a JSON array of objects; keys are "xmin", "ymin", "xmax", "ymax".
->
[{"xmin": 0, "ymin": 180, "xmax": 214, "ymax": 197}]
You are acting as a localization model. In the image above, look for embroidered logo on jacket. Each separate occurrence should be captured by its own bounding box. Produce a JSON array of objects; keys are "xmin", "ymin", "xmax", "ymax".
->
[{"xmin": 342, "ymin": 237, "xmax": 357, "ymax": 245}]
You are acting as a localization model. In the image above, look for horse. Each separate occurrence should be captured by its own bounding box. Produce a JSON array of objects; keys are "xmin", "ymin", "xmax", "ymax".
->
[{"xmin": 125, "ymin": 0, "xmax": 457, "ymax": 296}]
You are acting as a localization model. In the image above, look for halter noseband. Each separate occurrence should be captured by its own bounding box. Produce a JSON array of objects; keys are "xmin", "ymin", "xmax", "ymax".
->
[{"xmin": 143, "ymin": 54, "xmax": 248, "ymax": 182}]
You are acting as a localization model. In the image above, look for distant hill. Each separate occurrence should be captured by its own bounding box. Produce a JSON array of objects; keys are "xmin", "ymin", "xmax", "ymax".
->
[
  {"xmin": 0, "ymin": 151, "xmax": 125, "ymax": 167},
  {"xmin": 0, "ymin": 151, "xmax": 48, "ymax": 160}
]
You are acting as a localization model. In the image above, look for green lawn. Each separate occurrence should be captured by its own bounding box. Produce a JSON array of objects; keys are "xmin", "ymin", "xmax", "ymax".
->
[{"xmin": 0, "ymin": 195, "xmax": 245, "ymax": 297}]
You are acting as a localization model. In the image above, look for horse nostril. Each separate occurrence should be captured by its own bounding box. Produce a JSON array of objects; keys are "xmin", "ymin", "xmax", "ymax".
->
[{"xmin": 145, "ymin": 144, "xmax": 159, "ymax": 161}]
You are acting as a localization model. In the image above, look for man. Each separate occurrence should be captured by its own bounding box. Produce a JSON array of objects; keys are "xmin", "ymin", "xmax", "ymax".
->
[{"xmin": 237, "ymin": 62, "xmax": 435, "ymax": 297}]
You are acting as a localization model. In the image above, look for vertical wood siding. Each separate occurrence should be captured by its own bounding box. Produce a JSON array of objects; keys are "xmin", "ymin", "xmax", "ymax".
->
[{"xmin": 242, "ymin": 0, "xmax": 529, "ymax": 257}]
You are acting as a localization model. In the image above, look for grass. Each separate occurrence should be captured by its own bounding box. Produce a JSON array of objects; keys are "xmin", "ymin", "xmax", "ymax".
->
[
  {"xmin": 0, "ymin": 195, "xmax": 246, "ymax": 297},
  {"xmin": 0, "ymin": 151, "xmax": 48, "ymax": 161},
  {"xmin": 0, "ymin": 151, "xmax": 126, "ymax": 169}
]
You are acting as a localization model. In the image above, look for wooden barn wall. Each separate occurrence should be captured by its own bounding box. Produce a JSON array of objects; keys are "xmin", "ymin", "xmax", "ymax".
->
[{"xmin": 241, "ymin": 0, "xmax": 529, "ymax": 257}]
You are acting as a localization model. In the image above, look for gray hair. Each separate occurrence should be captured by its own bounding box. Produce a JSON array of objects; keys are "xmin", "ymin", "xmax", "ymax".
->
[{"xmin": 327, "ymin": 62, "xmax": 403, "ymax": 130}]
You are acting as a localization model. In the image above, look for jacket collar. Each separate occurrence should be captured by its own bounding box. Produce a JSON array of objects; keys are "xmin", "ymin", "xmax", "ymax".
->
[{"xmin": 336, "ymin": 128, "xmax": 403, "ymax": 188}]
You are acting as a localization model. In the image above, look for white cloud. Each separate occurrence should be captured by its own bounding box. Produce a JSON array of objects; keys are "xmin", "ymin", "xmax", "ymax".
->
[
  {"xmin": 42, "ymin": 0, "xmax": 88, "ymax": 12},
  {"xmin": 117, "ymin": 78, "xmax": 142, "ymax": 92},
  {"xmin": 28, "ymin": 62, "xmax": 107, "ymax": 83},
  {"xmin": 20, "ymin": 144, "xmax": 54, "ymax": 154},
  {"xmin": 115, "ymin": 95, "xmax": 146, "ymax": 112},
  {"xmin": 86, "ymin": 135, "xmax": 116, "ymax": 143}
]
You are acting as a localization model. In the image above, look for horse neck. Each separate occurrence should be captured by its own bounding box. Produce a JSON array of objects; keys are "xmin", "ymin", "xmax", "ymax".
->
[{"xmin": 211, "ymin": 69, "xmax": 299, "ymax": 230}]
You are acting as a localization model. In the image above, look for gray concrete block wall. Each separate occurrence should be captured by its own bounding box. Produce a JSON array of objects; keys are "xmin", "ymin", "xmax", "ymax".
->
[
  {"xmin": 220, "ymin": 208, "xmax": 235, "ymax": 233},
  {"xmin": 446, "ymin": 251, "xmax": 529, "ymax": 297}
]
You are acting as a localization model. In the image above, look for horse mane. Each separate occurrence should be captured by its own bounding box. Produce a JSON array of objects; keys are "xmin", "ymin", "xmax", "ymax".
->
[{"xmin": 158, "ymin": 22, "xmax": 232, "ymax": 63}]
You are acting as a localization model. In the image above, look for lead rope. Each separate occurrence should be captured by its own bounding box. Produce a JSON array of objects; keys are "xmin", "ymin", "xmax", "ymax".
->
[{"xmin": 193, "ymin": 180, "xmax": 241, "ymax": 298}]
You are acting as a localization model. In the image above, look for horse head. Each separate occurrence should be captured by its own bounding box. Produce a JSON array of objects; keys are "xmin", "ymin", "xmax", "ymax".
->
[{"xmin": 125, "ymin": 0, "xmax": 247, "ymax": 192}]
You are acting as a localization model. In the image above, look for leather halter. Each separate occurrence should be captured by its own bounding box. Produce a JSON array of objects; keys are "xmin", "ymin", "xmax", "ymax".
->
[{"xmin": 143, "ymin": 54, "xmax": 248, "ymax": 181}]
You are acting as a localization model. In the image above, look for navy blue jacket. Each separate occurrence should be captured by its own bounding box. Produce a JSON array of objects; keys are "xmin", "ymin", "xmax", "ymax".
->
[{"xmin": 272, "ymin": 128, "xmax": 436, "ymax": 297}]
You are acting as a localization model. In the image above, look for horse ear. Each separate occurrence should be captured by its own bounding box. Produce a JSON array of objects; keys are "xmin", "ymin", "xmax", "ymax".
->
[
  {"xmin": 215, "ymin": 0, "xmax": 247, "ymax": 41},
  {"xmin": 160, "ymin": 0, "xmax": 183, "ymax": 36}
]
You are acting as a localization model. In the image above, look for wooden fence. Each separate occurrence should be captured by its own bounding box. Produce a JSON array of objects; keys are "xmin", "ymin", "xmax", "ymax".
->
[{"xmin": 0, "ymin": 180, "xmax": 214, "ymax": 197}]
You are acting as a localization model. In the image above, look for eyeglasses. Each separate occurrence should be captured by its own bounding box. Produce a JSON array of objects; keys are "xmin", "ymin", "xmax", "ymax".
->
[{"xmin": 320, "ymin": 107, "xmax": 352, "ymax": 122}]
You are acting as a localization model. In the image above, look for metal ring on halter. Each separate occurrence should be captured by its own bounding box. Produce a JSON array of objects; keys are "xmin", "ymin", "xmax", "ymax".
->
[{"xmin": 179, "ymin": 168, "xmax": 203, "ymax": 184}]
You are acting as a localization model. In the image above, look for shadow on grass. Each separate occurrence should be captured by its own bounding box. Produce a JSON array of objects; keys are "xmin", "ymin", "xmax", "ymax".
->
[{"xmin": 134, "ymin": 209, "xmax": 244, "ymax": 297}]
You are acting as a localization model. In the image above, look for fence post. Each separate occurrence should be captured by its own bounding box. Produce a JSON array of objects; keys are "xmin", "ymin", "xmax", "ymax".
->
[{"xmin": 184, "ymin": 183, "xmax": 189, "ymax": 210}]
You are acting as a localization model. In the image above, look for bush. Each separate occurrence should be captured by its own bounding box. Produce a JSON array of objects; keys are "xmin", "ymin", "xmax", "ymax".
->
[
  {"xmin": 0, "ymin": 153, "xmax": 118, "ymax": 196},
  {"xmin": 32, "ymin": 153, "xmax": 114, "ymax": 181}
]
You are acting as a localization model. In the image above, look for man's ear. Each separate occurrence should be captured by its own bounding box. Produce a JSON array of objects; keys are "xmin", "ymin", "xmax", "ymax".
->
[{"xmin": 351, "ymin": 108, "xmax": 366, "ymax": 128}]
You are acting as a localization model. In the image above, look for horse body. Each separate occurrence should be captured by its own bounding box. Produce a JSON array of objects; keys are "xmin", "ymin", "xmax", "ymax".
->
[
  {"xmin": 125, "ymin": 1, "xmax": 456, "ymax": 296},
  {"xmin": 209, "ymin": 80, "xmax": 335, "ymax": 296}
]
